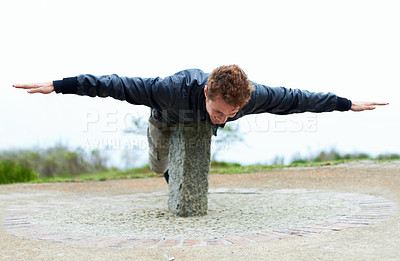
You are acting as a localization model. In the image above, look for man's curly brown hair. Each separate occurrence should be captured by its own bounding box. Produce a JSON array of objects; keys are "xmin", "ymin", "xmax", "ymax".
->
[{"xmin": 206, "ymin": 65, "xmax": 254, "ymax": 108}]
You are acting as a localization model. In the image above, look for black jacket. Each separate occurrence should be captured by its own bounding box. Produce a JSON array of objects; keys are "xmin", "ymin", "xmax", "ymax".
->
[{"xmin": 53, "ymin": 69, "xmax": 351, "ymax": 134}]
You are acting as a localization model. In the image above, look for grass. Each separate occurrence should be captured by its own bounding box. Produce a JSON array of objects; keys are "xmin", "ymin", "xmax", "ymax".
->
[
  {"xmin": 33, "ymin": 165, "xmax": 160, "ymax": 183},
  {"xmin": 1, "ymin": 150, "xmax": 398, "ymax": 184},
  {"xmin": 29, "ymin": 157, "xmax": 399, "ymax": 183},
  {"xmin": 2, "ymin": 143, "xmax": 400, "ymax": 185},
  {"xmin": 209, "ymin": 159, "xmax": 348, "ymax": 175}
]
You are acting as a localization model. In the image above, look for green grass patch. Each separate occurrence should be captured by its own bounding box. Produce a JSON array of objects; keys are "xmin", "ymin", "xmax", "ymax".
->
[
  {"xmin": 5, "ymin": 155, "xmax": 398, "ymax": 184},
  {"xmin": 2, "ymin": 144, "xmax": 399, "ymax": 185},
  {"xmin": 33, "ymin": 164, "xmax": 162, "ymax": 183},
  {"xmin": 209, "ymin": 159, "xmax": 349, "ymax": 175},
  {"xmin": 29, "ymin": 158, "xmax": 382, "ymax": 183}
]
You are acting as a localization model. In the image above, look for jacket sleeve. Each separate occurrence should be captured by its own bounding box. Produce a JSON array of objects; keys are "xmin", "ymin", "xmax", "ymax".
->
[
  {"xmin": 53, "ymin": 74, "xmax": 178, "ymax": 110},
  {"xmin": 247, "ymin": 82, "xmax": 352, "ymax": 115}
]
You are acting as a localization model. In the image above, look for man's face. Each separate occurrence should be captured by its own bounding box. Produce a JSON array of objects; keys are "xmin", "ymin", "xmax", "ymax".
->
[{"xmin": 204, "ymin": 85, "xmax": 239, "ymax": 125}]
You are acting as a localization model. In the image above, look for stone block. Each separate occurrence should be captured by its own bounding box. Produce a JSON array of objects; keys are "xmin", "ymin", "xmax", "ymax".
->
[{"xmin": 168, "ymin": 122, "xmax": 213, "ymax": 217}]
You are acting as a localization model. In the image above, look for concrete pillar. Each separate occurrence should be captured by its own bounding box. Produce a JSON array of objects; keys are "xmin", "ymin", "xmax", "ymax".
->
[{"xmin": 168, "ymin": 122, "xmax": 213, "ymax": 217}]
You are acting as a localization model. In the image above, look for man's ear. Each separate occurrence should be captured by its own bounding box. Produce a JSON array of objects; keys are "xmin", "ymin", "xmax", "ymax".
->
[{"xmin": 204, "ymin": 85, "xmax": 208, "ymax": 98}]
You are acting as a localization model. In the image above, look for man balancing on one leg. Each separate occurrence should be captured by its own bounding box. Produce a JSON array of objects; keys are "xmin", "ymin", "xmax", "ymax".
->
[{"xmin": 13, "ymin": 65, "xmax": 388, "ymax": 183}]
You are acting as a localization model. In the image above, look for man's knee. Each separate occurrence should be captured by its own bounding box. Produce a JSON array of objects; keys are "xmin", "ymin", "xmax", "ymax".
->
[
  {"xmin": 149, "ymin": 154, "xmax": 168, "ymax": 174},
  {"xmin": 150, "ymin": 164, "xmax": 168, "ymax": 175}
]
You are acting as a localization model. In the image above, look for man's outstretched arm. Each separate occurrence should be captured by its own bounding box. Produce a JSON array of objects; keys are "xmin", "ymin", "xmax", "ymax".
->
[
  {"xmin": 13, "ymin": 74, "xmax": 179, "ymax": 111},
  {"xmin": 246, "ymin": 82, "xmax": 389, "ymax": 114}
]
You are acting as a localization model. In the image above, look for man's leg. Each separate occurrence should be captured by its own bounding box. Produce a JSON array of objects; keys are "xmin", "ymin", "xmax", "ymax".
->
[{"xmin": 147, "ymin": 116, "xmax": 171, "ymax": 182}]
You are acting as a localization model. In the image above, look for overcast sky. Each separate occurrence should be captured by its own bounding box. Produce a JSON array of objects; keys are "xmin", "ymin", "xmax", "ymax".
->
[{"xmin": 1, "ymin": 0, "xmax": 399, "ymax": 167}]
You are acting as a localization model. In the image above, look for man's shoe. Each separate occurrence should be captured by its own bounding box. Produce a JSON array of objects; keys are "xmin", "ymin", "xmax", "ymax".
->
[{"xmin": 164, "ymin": 170, "xmax": 169, "ymax": 184}]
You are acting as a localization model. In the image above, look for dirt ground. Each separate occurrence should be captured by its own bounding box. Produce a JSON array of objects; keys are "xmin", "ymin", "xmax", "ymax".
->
[{"xmin": 0, "ymin": 161, "xmax": 399, "ymax": 261}]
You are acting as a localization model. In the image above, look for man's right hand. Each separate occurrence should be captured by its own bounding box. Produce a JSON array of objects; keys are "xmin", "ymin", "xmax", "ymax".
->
[{"xmin": 13, "ymin": 82, "xmax": 54, "ymax": 94}]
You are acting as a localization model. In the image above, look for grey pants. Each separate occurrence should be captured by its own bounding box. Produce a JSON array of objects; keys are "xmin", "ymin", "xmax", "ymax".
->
[{"xmin": 147, "ymin": 116, "xmax": 171, "ymax": 174}]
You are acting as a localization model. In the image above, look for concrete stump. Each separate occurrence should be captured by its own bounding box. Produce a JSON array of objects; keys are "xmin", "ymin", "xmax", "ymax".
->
[{"xmin": 168, "ymin": 122, "xmax": 213, "ymax": 217}]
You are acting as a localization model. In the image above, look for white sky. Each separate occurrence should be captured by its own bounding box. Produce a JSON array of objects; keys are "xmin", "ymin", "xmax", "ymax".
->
[{"xmin": 1, "ymin": 0, "xmax": 399, "ymax": 167}]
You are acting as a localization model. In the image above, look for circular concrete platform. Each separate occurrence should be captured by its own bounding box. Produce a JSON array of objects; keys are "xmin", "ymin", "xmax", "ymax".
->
[{"xmin": 3, "ymin": 188, "xmax": 396, "ymax": 248}]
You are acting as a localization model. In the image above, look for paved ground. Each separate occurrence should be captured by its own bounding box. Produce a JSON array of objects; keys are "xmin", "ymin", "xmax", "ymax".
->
[{"xmin": 0, "ymin": 161, "xmax": 399, "ymax": 260}]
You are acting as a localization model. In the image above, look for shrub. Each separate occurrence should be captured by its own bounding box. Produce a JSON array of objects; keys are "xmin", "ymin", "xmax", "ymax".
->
[
  {"xmin": 291, "ymin": 159, "xmax": 308, "ymax": 164},
  {"xmin": 0, "ymin": 144, "xmax": 108, "ymax": 178},
  {"xmin": 312, "ymin": 150, "xmax": 342, "ymax": 162},
  {"xmin": 0, "ymin": 160, "xmax": 36, "ymax": 184},
  {"xmin": 377, "ymin": 153, "xmax": 400, "ymax": 160},
  {"xmin": 343, "ymin": 153, "xmax": 371, "ymax": 160}
]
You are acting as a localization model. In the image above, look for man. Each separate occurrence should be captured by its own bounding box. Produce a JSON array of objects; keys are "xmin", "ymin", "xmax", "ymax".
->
[{"xmin": 13, "ymin": 65, "xmax": 388, "ymax": 183}]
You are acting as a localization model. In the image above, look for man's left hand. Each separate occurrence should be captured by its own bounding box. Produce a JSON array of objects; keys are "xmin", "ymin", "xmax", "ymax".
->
[{"xmin": 350, "ymin": 101, "xmax": 389, "ymax": 112}]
